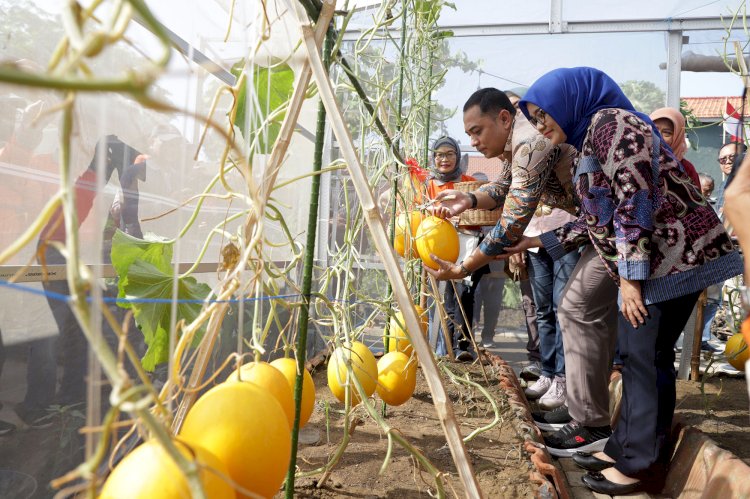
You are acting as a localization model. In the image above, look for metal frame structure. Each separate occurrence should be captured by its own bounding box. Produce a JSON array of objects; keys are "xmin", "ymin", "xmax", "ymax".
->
[{"xmin": 341, "ymin": 7, "xmax": 738, "ymax": 108}]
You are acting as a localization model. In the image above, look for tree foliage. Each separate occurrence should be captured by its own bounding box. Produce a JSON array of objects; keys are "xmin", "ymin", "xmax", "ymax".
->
[{"xmin": 619, "ymin": 80, "xmax": 666, "ymax": 114}]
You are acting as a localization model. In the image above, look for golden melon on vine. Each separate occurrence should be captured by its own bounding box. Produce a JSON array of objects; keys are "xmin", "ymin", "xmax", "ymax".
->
[
  {"xmin": 270, "ymin": 357, "xmax": 316, "ymax": 428},
  {"xmin": 385, "ymin": 305, "xmax": 428, "ymax": 356},
  {"xmin": 415, "ymin": 216, "xmax": 459, "ymax": 270},
  {"xmin": 225, "ymin": 361, "xmax": 295, "ymax": 428},
  {"xmin": 725, "ymin": 332, "xmax": 749, "ymax": 371},
  {"xmin": 100, "ymin": 439, "xmax": 234, "ymax": 499},
  {"xmin": 327, "ymin": 341, "xmax": 378, "ymax": 406},
  {"xmin": 179, "ymin": 382, "xmax": 290, "ymax": 499},
  {"xmin": 394, "ymin": 211, "xmax": 424, "ymax": 258},
  {"xmin": 376, "ymin": 351, "xmax": 417, "ymax": 406}
]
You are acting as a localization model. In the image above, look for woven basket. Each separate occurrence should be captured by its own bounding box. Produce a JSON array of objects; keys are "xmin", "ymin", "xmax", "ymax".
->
[{"xmin": 452, "ymin": 181, "xmax": 501, "ymax": 226}]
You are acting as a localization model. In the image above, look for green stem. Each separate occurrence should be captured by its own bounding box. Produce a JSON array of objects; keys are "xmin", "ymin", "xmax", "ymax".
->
[
  {"xmin": 442, "ymin": 365, "xmax": 503, "ymax": 442},
  {"xmin": 382, "ymin": 2, "xmax": 411, "ymax": 378},
  {"xmin": 285, "ymin": 21, "xmax": 334, "ymax": 499}
]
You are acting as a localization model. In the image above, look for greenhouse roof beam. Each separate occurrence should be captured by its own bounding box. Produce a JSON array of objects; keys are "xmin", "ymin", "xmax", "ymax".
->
[
  {"xmin": 133, "ymin": 15, "xmax": 237, "ymax": 85},
  {"xmin": 342, "ymin": 16, "xmax": 733, "ymax": 40}
]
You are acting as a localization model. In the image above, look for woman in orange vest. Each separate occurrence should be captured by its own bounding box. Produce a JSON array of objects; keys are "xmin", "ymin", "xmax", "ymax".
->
[{"xmin": 426, "ymin": 136, "xmax": 488, "ymax": 360}]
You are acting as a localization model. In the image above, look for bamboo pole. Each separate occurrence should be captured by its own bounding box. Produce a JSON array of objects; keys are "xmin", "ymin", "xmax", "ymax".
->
[
  {"xmin": 300, "ymin": 25, "xmax": 482, "ymax": 498},
  {"xmin": 259, "ymin": 4, "xmax": 333, "ymax": 203},
  {"xmin": 285, "ymin": 7, "xmax": 335, "ymax": 496}
]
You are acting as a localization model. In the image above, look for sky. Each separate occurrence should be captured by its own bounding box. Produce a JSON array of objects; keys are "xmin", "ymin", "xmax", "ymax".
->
[{"xmin": 434, "ymin": 29, "xmax": 745, "ymax": 142}]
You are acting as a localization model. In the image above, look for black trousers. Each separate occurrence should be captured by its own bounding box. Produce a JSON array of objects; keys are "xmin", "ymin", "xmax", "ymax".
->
[
  {"xmin": 442, "ymin": 265, "xmax": 489, "ymax": 352},
  {"xmin": 604, "ymin": 291, "xmax": 700, "ymax": 477}
]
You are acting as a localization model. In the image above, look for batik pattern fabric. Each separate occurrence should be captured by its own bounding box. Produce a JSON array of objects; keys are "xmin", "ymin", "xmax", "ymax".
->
[
  {"xmin": 477, "ymin": 115, "xmax": 578, "ymax": 256},
  {"xmin": 541, "ymin": 108, "xmax": 743, "ymax": 304}
]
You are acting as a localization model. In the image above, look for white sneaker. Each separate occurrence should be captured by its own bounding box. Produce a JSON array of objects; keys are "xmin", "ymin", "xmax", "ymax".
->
[
  {"xmin": 524, "ymin": 376, "xmax": 552, "ymax": 400},
  {"xmin": 539, "ymin": 376, "xmax": 566, "ymax": 410}
]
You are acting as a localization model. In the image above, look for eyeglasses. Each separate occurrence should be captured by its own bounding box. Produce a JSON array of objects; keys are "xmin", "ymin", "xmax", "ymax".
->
[
  {"xmin": 434, "ymin": 151, "xmax": 456, "ymax": 160},
  {"xmin": 528, "ymin": 108, "xmax": 548, "ymax": 128},
  {"xmin": 718, "ymin": 154, "xmax": 736, "ymax": 165}
]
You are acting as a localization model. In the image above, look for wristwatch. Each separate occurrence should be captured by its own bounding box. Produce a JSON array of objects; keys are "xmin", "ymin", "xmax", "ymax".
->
[
  {"xmin": 468, "ymin": 192, "xmax": 478, "ymax": 209},
  {"xmin": 457, "ymin": 261, "xmax": 472, "ymax": 277}
]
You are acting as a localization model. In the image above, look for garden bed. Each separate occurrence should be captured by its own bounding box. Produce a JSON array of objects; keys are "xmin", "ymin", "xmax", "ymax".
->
[{"xmin": 288, "ymin": 354, "xmax": 544, "ymax": 498}]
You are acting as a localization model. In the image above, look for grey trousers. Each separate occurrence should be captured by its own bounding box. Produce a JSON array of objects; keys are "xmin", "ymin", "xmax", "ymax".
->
[
  {"xmin": 474, "ymin": 274, "xmax": 506, "ymax": 343},
  {"xmin": 558, "ymin": 246, "xmax": 619, "ymax": 427}
]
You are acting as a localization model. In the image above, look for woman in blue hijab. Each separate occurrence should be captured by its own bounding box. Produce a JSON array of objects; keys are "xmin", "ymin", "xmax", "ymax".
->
[{"xmin": 506, "ymin": 67, "xmax": 743, "ymax": 494}]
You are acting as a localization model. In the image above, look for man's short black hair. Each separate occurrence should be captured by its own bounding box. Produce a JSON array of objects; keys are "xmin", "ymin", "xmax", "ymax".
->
[{"xmin": 463, "ymin": 88, "xmax": 516, "ymax": 116}]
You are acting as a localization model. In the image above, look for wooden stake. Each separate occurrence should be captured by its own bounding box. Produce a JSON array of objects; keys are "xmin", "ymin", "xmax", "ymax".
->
[{"xmin": 300, "ymin": 24, "xmax": 483, "ymax": 499}]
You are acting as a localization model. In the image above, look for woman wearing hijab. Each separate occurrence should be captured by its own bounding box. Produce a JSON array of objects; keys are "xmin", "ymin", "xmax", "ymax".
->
[
  {"xmin": 425, "ymin": 136, "xmax": 486, "ymax": 361},
  {"xmin": 650, "ymin": 107, "xmax": 701, "ymax": 188},
  {"xmin": 507, "ymin": 67, "xmax": 742, "ymax": 494}
]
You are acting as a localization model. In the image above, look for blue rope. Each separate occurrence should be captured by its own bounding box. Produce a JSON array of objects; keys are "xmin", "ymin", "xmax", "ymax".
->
[{"xmin": 0, "ymin": 279, "xmax": 303, "ymax": 306}]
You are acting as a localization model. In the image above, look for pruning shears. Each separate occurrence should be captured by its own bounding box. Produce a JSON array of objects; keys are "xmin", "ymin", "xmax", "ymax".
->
[{"xmin": 414, "ymin": 194, "xmax": 457, "ymax": 211}]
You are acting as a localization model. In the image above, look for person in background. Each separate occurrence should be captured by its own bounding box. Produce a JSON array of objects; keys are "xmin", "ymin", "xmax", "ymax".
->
[
  {"xmin": 724, "ymin": 150, "xmax": 750, "ymax": 280},
  {"xmin": 468, "ymin": 172, "xmax": 507, "ymax": 350},
  {"xmin": 513, "ymin": 67, "xmax": 742, "ymax": 494},
  {"xmin": 502, "ymin": 90, "xmax": 545, "ymax": 380},
  {"xmin": 697, "ymin": 172, "xmax": 723, "ymax": 353},
  {"xmin": 716, "ymin": 142, "xmax": 747, "ymax": 211},
  {"xmin": 17, "ymin": 136, "xmax": 143, "ymax": 425},
  {"xmin": 649, "ymin": 107, "xmax": 701, "ymax": 188},
  {"xmin": 472, "ymin": 259, "xmax": 507, "ymax": 348},
  {"xmin": 522, "ymin": 205, "xmax": 580, "ymax": 410},
  {"xmin": 699, "ymin": 173, "xmax": 716, "ymax": 206},
  {"xmin": 0, "ymin": 327, "xmax": 14, "ymax": 435},
  {"xmin": 425, "ymin": 136, "xmax": 488, "ymax": 361},
  {"xmin": 505, "ymin": 90, "xmax": 522, "ymax": 110}
]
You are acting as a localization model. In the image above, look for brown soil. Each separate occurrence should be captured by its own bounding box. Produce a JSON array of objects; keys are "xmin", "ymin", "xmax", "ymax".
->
[
  {"xmin": 674, "ymin": 376, "xmax": 750, "ymax": 465},
  {"xmin": 287, "ymin": 357, "xmax": 540, "ymax": 499},
  {"xmin": 286, "ymin": 357, "xmax": 750, "ymax": 499}
]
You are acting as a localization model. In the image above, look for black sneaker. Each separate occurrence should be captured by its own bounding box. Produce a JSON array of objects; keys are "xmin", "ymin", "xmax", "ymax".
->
[
  {"xmin": 532, "ymin": 404, "xmax": 571, "ymax": 431},
  {"xmin": 544, "ymin": 420, "xmax": 612, "ymax": 457},
  {"xmin": 455, "ymin": 350, "xmax": 475, "ymax": 362}
]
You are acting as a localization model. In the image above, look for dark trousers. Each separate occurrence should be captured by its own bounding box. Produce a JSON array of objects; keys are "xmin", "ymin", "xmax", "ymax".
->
[
  {"xmin": 527, "ymin": 248, "xmax": 580, "ymax": 377},
  {"xmin": 443, "ymin": 265, "xmax": 489, "ymax": 352},
  {"xmin": 519, "ymin": 279, "xmax": 541, "ymax": 362},
  {"xmin": 23, "ymin": 247, "xmax": 141, "ymax": 414},
  {"xmin": 604, "ymin": 291, "xmax": 700, "ymax": 477}
]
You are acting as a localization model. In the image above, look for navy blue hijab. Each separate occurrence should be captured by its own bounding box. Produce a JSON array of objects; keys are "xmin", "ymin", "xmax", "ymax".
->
[{"xmin": 519, "ymin": 67, "xmax": 659, "ymax": 151}]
